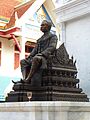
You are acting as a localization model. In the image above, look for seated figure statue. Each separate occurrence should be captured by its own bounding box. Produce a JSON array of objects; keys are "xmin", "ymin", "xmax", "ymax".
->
[{"xmin": 12, "ymin": 20, "xmax": 58, "ymax": 84}]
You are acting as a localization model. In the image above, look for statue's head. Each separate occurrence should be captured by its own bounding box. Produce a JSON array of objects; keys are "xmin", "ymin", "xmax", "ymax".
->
[{"xmin": 40, "ymin": 20, "xmax": 52, "ymax": 33}]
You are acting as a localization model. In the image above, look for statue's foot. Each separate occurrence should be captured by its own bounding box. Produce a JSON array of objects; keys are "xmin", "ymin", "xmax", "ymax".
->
[
  {"xmin": 12, "ymin": 78, "xmax": 31, "ymax": 84},
  {"xmin": 12, "ymin": 79, "xmax": 23, "ymax": 84}
]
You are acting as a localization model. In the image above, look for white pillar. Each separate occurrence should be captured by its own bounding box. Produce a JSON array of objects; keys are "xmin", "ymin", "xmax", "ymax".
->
[
  {"xmin": 59, "ymin": 22, "xmax": 66, "ymax": 43},
  {"xmin": 20, "ymin": 24, "xmax": 26, "ymax": 60}
]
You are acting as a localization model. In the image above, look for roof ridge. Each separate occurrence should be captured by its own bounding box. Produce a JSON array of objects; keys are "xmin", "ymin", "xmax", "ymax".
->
[{"xmin": 14, "ymin": 0, "xmax": 35, "ymax": 11}]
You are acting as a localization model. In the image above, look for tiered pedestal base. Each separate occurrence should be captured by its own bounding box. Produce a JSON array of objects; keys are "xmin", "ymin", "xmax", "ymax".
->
[{"xmin": 6, "ymin": 83, "xmax": 89, "ymax": 102}]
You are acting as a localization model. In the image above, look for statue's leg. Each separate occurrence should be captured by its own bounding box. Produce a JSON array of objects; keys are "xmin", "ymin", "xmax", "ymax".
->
[
  {"xmin": 12, "ymin": 59, "xmax": 31, "ymax": 84},
  {"xmin": 24, "ymin": 55, "xmax": 42, "ymax": 83},
  {"xmin": 20, "ymin": 59, "xmax": 28, "ymax": 80},
  {"xmin": 22, "ymin": 69, "xmax": 27, "ymax": 79}
]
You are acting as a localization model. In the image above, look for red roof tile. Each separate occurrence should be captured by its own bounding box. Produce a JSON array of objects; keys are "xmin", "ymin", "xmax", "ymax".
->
[
  {"xmin": 5, "ymin": 0, "xmax": 34, "ymax": 29},
  {"xmin": 0, "ymin": 0, "xmax": 22, "ymax": 21}
]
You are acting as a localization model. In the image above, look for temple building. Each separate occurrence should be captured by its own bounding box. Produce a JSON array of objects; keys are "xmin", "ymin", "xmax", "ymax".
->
[{"xmin": 0, "ymin": 0, "xmax": 60, "ymax": 101}]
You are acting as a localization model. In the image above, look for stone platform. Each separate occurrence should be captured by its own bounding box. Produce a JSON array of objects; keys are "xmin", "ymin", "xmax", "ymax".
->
[{"xmin": 0, "ymin": 101, "xmax": 90, "ymax": 120}]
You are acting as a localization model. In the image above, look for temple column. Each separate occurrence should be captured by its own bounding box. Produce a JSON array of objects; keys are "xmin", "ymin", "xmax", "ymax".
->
[{"xmin": 20, "ymin": 24, "xmax": 26, "ymax": 60}]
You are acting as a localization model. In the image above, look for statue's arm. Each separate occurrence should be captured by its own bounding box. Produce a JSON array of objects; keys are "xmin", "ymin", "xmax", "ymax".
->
[
  {"xmin": 27, "ymin": 44, "xmax": 38, "ymax": 58},
  {"xmin": 41, "ymin": 35, "xmax": 58, "ymax": 58}
]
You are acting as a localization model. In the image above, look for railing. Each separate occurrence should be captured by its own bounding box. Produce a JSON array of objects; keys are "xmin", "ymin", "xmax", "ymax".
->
[
  {"xmin": 63, "ymin": 0, "xmax": 73, "ymax": 2},
  {"xmin": 54, "ymin": 0, "xmax": 74, "ymax": 7},
  {"xmin": 63, "ymin": 0, "xmax": 75, "ymax": 4}
]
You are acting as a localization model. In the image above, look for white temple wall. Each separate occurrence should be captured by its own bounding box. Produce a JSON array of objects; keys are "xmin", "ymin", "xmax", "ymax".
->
[
  {"xmin": 65, "ymin": 15, "xmax": 90, "ymax": 98},
  {"xmin": 55, "ymin": 0, "xmax": 90, "ymax": 98}
]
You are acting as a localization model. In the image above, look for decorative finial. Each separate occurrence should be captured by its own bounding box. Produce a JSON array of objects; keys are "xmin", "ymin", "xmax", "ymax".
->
[
  {"xmin": 71, "ymin": 56, "xmax": 73, "ymax": 60},
  {"xmin": 74, "ymin": 60, "xmax": 76, "ymax": 66}
]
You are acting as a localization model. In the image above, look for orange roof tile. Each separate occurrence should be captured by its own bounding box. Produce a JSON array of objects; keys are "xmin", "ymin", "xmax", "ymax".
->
[
  {"xmin": 5, "ymin": 0, "xmax": 34, "ymax": 29},
  {"xmin": 0, "ymin": 0, "xmax": 22, "ymax": 21}
]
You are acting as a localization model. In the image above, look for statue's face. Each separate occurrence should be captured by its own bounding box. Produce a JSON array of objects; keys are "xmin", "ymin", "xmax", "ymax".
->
[{"xmin": 40, "ymin": 23, "xmax": 49, "ymax": 33}]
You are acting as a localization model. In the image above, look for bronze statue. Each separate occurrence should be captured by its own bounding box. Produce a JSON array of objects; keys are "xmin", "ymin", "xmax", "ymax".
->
[
  {"xmin": 12, "ymin": 20, "xmax": 58, "ymax": 84},
  {"xmin": 7, "ymin": 21, "xmax": 89, "ymax": 102}
]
